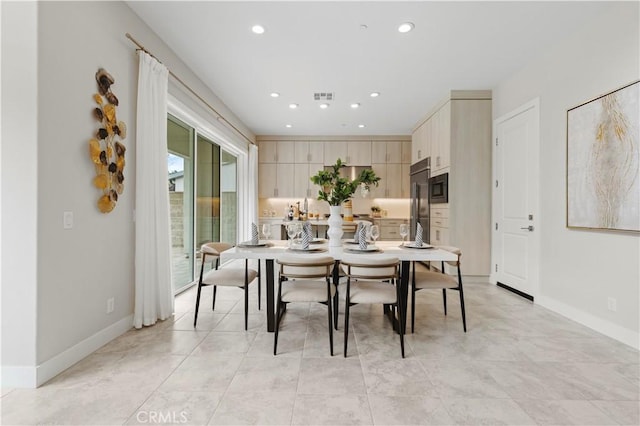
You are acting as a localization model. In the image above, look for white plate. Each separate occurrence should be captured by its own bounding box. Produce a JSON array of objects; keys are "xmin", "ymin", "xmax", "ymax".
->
[
  {"xmin": 288, "ymin": 246, "xmax": 327, "ymax": 253},
  {"xmin": 344, "ymin": 240, "xmax": 374, "ymax": 245},
  {"xmin": 400, "ymin": 242, "xmax": 434, "ymax": 249},
  {"xmin": 238, "ymin": 241, "xmax": 269, "ymax": 248},
  {"xmin": 345, "ymin": 246, "xmax": 381, "ymax": 253},
  {"xmin": 310, "ymin": 238, "xmax": 327, "ymax": 244}
]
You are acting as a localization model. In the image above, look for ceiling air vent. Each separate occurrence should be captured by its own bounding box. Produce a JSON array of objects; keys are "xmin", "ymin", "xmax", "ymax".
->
[{"xmin": 314, "ymin": 92, "xmax": 334, "ymax": 101}]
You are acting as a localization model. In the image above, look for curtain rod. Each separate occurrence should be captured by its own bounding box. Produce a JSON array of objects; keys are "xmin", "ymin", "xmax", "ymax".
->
[{"xmin": 125, "ymin": 33, "xmax": 255, "ymax": 146}]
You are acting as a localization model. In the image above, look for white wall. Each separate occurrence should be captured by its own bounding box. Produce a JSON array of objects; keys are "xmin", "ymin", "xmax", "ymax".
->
[
  {"xmin": 493, "ymin": 3, "xmax": 639, "ymax": 347},
  {"xmin": 2, "ymin": 1, "xmax": 254, "ymax": 387},
  {"xmin": 1, "ymin": 1, "xmax": 39, "ymax": 387}
]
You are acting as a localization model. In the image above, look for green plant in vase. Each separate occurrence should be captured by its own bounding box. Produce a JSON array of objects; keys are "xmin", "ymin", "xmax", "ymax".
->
[
  {"xmin": 310, "ymin": 158, "xmax": 380, "ymax": 206},
  {"xmin": 310, "ymin": 158, "xmax": 380, "ymax": 246}
]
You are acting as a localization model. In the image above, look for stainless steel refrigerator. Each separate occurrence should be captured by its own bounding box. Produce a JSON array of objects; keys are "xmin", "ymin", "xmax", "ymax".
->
[{"xmin": 410, "ymin": 157, "xmax": 430, "ymax": 243}]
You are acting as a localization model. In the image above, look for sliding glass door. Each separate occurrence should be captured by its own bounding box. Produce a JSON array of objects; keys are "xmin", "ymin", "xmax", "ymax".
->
[
  {"xmin": 167, "ymin": 117, "xmax": 194, "ymax": 293},
  {"xmin": 167, "ymin": 114, "xmax": 238, "ymax": 293}
]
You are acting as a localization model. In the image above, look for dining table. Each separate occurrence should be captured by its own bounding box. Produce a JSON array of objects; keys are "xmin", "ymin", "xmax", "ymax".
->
[{"xmin": 220, "ymin": 239, "xmax": 458, "ymax": 332}]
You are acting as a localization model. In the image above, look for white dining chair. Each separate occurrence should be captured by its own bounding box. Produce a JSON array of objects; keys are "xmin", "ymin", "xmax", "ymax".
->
[
  {"xmin": 339, "ymin": 255, "xmax": 404, "ymax": 358},
  {"xmin": 275, "ymin": 255, "xmax": 336, "ymax": 355},
  {"xmin": 410, "ymin": 246, "xmax": 466, "ymax": 333},
  {"xmin": 194, "ymin": 242, "xmax": 259, "ymax": 330}
]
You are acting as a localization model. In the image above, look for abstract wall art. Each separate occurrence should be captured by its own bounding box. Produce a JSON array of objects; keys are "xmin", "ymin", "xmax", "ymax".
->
[{"xmin": 567, "ymin": 81, "xmax": 639, "ymax": 232}]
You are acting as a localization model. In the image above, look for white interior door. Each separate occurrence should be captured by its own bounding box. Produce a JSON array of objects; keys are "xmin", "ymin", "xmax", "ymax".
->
[{"xmin": 493, "ymin": 99, "xmax": 540, "ymax": 300}]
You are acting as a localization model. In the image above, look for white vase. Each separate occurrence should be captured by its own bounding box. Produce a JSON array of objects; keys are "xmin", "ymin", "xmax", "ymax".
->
[{"xmin": 327, "ymin": 205, "xmax": 343, "ymax": 247}]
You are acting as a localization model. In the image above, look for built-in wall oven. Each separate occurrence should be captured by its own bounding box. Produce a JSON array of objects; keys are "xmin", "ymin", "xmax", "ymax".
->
[{"xmin": 429, "ymin": 173, "xmax": 448, "ymax": 204}]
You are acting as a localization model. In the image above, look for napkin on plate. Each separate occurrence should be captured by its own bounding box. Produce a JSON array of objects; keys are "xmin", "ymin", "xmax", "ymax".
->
[
  {"xmin": 415, "ymin": 222, "xmax": 423, "ymax": 247},
  {"xmin": 301, "ymin": 222, "xmax": 312, "ymax": 250},
  {"xmin": 358, "ymin": 225, "xmax": 368, "ymax": 250},
  {"xmin": 353, "ymin": 222, "xmax": 362, "ymax": 243},
  {"xmin": 251, "ymin": 222, "xmax": 259, "ymax": 245}
]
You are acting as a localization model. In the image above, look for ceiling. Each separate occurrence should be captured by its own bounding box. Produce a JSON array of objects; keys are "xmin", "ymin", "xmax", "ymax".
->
[{"xmin": 127, "ymin": 1, "xmax": 612, "ymax": 137}]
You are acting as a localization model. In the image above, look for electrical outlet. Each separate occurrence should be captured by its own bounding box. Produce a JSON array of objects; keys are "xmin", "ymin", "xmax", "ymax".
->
[
  {"xmin": 607, "ymin": 297, "xmax": 617, "ymax": 312},
  {"xmin": 63, "ymin": 211, "xmax": 74, "ymax": 229},
  {"xmin": 107, "ymin": 297, "xmax": 115, "ymax": 314}
]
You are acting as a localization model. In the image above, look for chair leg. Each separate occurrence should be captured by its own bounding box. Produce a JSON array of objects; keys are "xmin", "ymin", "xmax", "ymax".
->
[
  {"xmin": 442, "ymin": 288, "xmax": 447, "ymax": 315},
  {"xmin": 258, "ymin": 261, "xmax": 262, "ymax": 310},
  {"xmin": 333, "ymin": 292, "xmax": 339, "ymax": 330},
  {"xmin": 343, "ymin": 300, "xmax": 350, "ymax": 358},
  {"xmin": 212, "ymin": 286, "xmax": 217, "ymax": 311},
  {"xmin": 411, "ymin": 284, "xmax": 416, "ymax": 334},
  {"xmin": 327, "ymin": 299, "xmax": 334, "ymax": 356},
  {"xmin": 194, "ymin": 283, "xmax": 203, "ymax": 327},
  {"xmin": 458, "ymin": 286, "xmax": 467, "ymax": 332},
  {"xmin": 244, "ymin": 284, "xmax": 249, "ymax": 331},
  {"xmin": 274, "ymin": 298, "xmax": 282, "ymax": 355}
]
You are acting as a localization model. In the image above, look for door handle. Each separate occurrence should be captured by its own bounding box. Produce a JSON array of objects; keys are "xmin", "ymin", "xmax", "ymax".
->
[{"xmin": 520, "ymin": 225, "xmax": 534, "ymax": 231}]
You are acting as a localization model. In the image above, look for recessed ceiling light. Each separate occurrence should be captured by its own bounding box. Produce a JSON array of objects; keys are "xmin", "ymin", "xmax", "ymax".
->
[
  {"xmin": 319, "ymin": 103, "xmax": 329, "ymax": 109},
  {"xmin": 350, "ymin": 103, "xmax": 360, "ymax": 109},
  {"xmin": 285, "ymin": 124, "xmax": 292, "ymax": 128},
  {"xmin": 289, "ymin": 103, "xmax": 298, "ymax": 109},
  {"xmin": 370, "ymin": 92, "xmax": 380, "ymax": 98},
  {"xmin": 398, "ymin": 22, "xmax": 415, "ymax": 33},
  {"xmin": 270, "ymin": 92, "xmax": 280, "ymax": 98},
  {"xmin": 251, "ymin": 25, "xmax": 265, "ymax": 34},
  {"xmin": 358, "ymin": 124, "xmax": 366, "ymax": 128},
  {"xmin": 360, "ymin": 24, "xmax": 368, "ymax": 30}
]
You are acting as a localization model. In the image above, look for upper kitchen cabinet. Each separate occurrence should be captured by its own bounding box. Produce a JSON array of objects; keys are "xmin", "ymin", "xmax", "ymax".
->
[
  {"xmin": 346, "ymin": 141, "xmax": 372, "ymax": 165},
  {"xmin": 411, "ymin": 120, "xmax": 430, "ymax": 164},
  {"xmin": 431, "ymin": 101, "xmax": 451, "ymax": 175},
  {"xmin": 294, "ymin": 141, "xmax": 324, "ymax": 164},
  {"xmin": 325, "ymin": 141, "xmax": 372, "ymax": 165},
  {"xmin": 258, "ymin": 140, "xmax": 295, "ymax": 163},
  {"xmin": 401, "ymin": 141, "xmax": 412, "ymax": 163},
  {"xmin": 371, "ymin": 141, "xmax": 406, "ymax": 164},
  {"xmin": 323, "ymin": 141, "xmax": 348, "ymax": 165}
]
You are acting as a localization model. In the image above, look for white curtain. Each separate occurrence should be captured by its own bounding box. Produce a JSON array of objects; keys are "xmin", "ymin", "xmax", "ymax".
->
[
  {"xmin": 245, "ymin": 144, "xmax": 259, "ymax": 241},
  {"xmin": 133, "ymin": 51, "xmax": 173, "ymax": 328}
]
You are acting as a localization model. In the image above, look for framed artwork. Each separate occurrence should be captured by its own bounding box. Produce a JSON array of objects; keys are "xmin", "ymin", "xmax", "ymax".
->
[{"xmin": 567, "ymin": 81, "xmax": 639, "ymax": 232}]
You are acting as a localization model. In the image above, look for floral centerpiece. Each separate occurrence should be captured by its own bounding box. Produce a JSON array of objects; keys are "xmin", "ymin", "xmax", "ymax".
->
[{"xmin": 310, "ymin": 158, "xmax": 380, "ymax": 245}]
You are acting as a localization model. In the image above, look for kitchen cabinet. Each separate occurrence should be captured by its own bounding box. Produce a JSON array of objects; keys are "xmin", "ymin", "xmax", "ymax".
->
[
  {"xmin": 371, "ymin": 163, "xmax": 403, "ymax": 198},
  {"xmin": 401, "ymin": 141, "xmax": 412, "ymax": 163},
  {"xmin": 323, "ymin": 141, "xmax": 371, "ymax": 165},
  {"xmin": 294, "ymin": 163, "xmax": 323, "ymax": 198},
  {"xmin": 413, "ymin": 90, "xmax": 492, "ymax": 275},
  {"xmin": 372, "ymin": 218, "xmax": 408, "ymax": 241},
  {"xmin": 372, "ymin": 141, "xmax": 404, "ymax": 163},
  {"xmin": 401, "ymin": 164, "xmax": 411, "ymax": 198},
  {"xmin": 294, "ymin": 141, "xmax": 324, "ymax": 163},
  {"xmin": 258, "ymin": 163, "xmax": 295, "ymax": 198},
  {"xmin": 258, "ymin": 140, "xmax": 295, "ymax": 163},
  {"xmin": 411, "ymin": 120, "xmax": 430, "ymax": 164},
  {"xmin": 323, "ymin": 142, "xmax": 348, "ymax": 165},
  {"xmin": 346, "ymin": 141, "xmax": 372, "ymax": 165}
]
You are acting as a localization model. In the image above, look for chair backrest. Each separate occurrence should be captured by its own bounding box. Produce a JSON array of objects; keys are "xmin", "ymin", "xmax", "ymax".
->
[
  {"xmin": 277, "ymin": 255, "xmax": 335, "ymax": 279},
  {"xmin": 437, "ymin": 245, "xmax": 462, "ymax": 267},
  {"xmin": 341, "ymin": 255, "xmax": 399, "ymax": 280},
  {"xmin": 200, "ymin": 242, "xmax": 233, "ymax": 262}
]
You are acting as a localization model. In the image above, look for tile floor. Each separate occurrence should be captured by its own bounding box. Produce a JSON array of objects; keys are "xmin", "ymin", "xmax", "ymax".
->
[{"xmin": 2, "ymin": 267, "xmax": 638, "ymax": 425}]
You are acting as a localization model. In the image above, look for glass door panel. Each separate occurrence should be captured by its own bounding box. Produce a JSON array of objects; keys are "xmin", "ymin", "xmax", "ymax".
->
[
  {"xmin": 195, "ymin": 135, "xmax": 220, "ymax": 275},
  {"xmin": 167, "ymin": 116, "xmax": 194, "ymax": 293},
  {"xmin": 220, "ymin": 150, "xmax": 237, "ymax": 245}
]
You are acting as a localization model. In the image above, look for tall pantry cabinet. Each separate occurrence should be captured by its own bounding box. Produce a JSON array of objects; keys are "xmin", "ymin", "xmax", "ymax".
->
[{"xmin": 412, "ymin": 90, "xmax": 492, "ymax": 276}]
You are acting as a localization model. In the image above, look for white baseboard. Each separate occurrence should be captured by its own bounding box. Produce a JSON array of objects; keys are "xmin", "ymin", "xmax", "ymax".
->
[
  {"xmin": 1, "ymin": 315, "xmax": 134, "ymax": 388},
  {"xmin": 537, "ymin": 295, "xmax": 639, "ymax": 350},
  {"xmin": 35, "ymin": 314, "xmax": 134, "ymax": 387}
]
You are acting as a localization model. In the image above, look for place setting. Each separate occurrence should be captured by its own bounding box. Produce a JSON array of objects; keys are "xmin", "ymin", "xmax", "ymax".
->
[
  {"xmin": 237, "ymin": 223, "xmax": 273, "ymax": 248},
  {"xmin": 344, "ymin": 223, "xmax": 382, "ymax": 253},
  {"xmin": 399, "ymin": 222, "xmax": 433, "ymax": 249},
  {"xmin": 288, "ymin": 222, "xmax": 327, "ymax": 253}
]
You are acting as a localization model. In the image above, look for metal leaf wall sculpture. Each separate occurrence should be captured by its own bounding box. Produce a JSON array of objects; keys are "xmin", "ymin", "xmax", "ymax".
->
[{"xmin": 89, "ymin": 68, "xmax": 126, "ymax": 213}]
